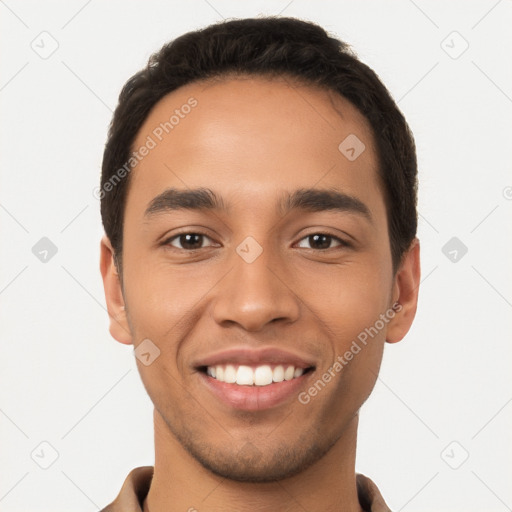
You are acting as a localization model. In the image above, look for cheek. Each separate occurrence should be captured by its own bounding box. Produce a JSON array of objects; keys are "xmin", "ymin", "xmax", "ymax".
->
[
  {"xmin": 123, "ymin": 259, "xmax": 206, "ymax": 332},
  {"xmin": 295, "ymin": 258, "xmax": 393, "ymax": 343},
  {"xmin": 122, "ymin": 259, "xmax": 220, "ymax": 383},
  {"xmin": 302, "ymin": 268, "xmax": 390, "ymax": 420}
]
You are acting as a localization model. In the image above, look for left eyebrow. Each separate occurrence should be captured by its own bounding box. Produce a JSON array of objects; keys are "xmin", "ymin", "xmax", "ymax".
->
[
  {"xmin": 279, "ymin": 187, "xmax": 372, "ymax": 223},
  {"xmin": 143, "ymin": 186, "xmax": 372, "ymax": 223}
]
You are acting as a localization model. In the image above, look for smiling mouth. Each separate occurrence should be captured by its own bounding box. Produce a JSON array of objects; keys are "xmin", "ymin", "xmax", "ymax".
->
[{"xmin": 198, "ymin": 364, "xmax": 315, "ymax": 387}]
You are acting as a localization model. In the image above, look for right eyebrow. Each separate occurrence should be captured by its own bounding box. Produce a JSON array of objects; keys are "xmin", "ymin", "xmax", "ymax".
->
[{"xmin": 144, "ymin": 188, "xmax": 228, "ymax": 219}]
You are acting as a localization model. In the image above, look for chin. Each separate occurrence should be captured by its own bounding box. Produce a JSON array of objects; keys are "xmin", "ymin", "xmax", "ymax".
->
[{"xmin": 178, "ymin": 428, "xmax": 336, "ymax": 483}]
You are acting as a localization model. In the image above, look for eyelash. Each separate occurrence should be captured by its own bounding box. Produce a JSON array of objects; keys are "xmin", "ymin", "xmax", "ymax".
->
[{"xmin": 162, "ymin": 231, "xmax": 351, "ymax": 252}]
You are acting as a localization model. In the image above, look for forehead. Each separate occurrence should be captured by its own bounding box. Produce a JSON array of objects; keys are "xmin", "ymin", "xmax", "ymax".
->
[{"xmin": 127, "ymin": 75, "xmax": 382, "ymax": 216}]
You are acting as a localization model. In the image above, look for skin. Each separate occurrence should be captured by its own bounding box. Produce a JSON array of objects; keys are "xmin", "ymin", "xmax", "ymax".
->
[{"xmin": 100, "ymin": 75, "xmax": 420, "ymax": 512}]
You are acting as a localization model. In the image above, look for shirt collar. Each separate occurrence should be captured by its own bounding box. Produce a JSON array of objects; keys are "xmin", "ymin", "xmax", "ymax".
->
[{"xmin": 100, "ymin": 466, "xmax": 392, "ymax": 512}]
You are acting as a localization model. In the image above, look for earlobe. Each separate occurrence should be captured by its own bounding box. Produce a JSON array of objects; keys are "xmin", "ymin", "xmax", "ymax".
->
[
  {"xmin": 386, "ymin": 238, "xmax": 421, "ymax": 344},
  {"xmin": 99, "ymin": 235, "xmax": 132, "ymax": 345}
]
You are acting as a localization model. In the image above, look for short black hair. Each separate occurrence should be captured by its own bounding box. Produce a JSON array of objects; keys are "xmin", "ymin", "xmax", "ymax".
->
[{"xmin": 100, "ymin": 16, "xmax": 418, "ymax": 274}]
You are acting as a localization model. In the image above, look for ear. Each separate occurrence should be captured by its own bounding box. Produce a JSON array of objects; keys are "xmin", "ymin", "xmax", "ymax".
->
[
  {"xmin": 99, "ymin": 235, "xmax": 132, "ymax": 345},
  {"xmin": 386, "ymin": 238, "xmax": 421, "ymax": 344}
]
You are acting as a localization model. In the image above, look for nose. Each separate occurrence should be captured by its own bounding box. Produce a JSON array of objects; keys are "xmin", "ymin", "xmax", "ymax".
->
[{"xmin": 210, "ymin": 245, "xmax": 301, "ymax": 332}]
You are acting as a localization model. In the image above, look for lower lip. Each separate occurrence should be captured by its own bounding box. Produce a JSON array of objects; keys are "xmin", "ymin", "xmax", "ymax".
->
[{"xmin": 198, "ymin": 371, "xmax": 313, "ymax": 411}]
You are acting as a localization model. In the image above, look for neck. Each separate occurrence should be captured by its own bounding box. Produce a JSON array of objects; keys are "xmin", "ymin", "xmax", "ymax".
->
[{"xmin": 144, "ymin": 408, "xmax": 364, "ymax": 512}]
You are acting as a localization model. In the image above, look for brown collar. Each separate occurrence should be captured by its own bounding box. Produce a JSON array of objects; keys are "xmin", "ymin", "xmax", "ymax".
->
[{"xmin": 100, "ymin": 466, "xmax": 392, "ymax": 512}]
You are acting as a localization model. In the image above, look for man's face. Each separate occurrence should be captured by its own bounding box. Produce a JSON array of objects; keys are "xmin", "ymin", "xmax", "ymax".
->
[{"xmin": 102, "ymin": 76, "xmax": 416, "ymax": 482}]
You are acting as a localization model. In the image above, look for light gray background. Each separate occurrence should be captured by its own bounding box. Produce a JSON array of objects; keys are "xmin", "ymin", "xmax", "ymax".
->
[{"xmin": 1, "ymin": 1, "xmax": 511, "ymax": 511}]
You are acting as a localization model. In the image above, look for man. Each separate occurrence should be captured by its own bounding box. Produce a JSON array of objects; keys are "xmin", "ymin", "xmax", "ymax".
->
[{"xmin": 99, "ymin": 16, "xmax": 420, "ymax": 512}]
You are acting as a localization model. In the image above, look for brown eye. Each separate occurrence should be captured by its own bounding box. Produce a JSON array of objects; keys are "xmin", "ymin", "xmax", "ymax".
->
[
  {"xmin": 296, "ymin": 233, "xmax": 347, "ymax": 250},
  {"xmin": 167, "ymin": 233, "xmax": 214, "ymax": 251}
]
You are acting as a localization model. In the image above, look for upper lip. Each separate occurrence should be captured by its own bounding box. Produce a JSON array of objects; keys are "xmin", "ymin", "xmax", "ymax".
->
[{"xmin": 193, "ymin": 347, "xmax": 316, "ymax": 369}]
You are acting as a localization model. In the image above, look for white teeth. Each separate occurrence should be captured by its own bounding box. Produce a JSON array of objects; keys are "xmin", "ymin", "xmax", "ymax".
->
[
  {"xmin": 272, "ymin": 365, "xmax": 284, "ymax": 383},
  {"xmin": 236, "ymin": 365, "xmax": 254, "ymax": 385},
  {"xmin": 224, "ymin": 364, "xmax": 237, "ymax": 383},
  {"xmin": 254, "ymin": 365, "xmax": 273, "ymax": 386},
  {"xmin": 284, "ymin": 365, "xmax": 295, "ymax": 381},
  {"xmin": 206, "ymin": 363, "xmax": 307, "ymax": 386}
]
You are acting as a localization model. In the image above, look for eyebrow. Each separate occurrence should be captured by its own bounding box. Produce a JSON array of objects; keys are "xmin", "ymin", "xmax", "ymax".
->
[{"xmin": 143, "ymin": 187, "xmax": 372, "ymax": 222}]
